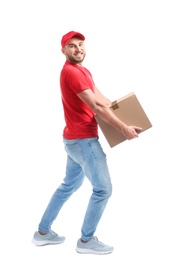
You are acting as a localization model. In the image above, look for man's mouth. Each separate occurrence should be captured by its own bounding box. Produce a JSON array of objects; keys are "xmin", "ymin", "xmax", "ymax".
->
[{"xmin": 75, "ymin": 53, "xmax": 82, "ymax": 57}]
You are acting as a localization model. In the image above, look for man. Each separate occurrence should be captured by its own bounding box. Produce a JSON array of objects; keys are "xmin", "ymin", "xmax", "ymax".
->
[{"xmin": 32, "ymin": 31, "xmax": 142, "ymax": 254}]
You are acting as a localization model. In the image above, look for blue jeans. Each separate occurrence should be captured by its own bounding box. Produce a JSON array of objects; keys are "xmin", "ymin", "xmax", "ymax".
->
[{"xmin": 38, "ymin": 137, "xmax": 112, "ymax": 241}]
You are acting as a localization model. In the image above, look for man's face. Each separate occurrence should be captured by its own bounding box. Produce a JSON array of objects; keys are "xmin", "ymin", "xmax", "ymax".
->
[{"xmin": 62, "ymin": 37, "xmax": 86, "ymax": 65}]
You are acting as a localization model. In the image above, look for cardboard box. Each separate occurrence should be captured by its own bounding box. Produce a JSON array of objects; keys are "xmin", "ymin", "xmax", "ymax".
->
[{"xmin": 95, "ymin": 92, "xmax": 152, "ymax": 147}]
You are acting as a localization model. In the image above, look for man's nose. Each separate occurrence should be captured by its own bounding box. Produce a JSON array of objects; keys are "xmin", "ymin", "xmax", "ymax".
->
[{"xmin": 75, "ymin": 45, "xmax": 81, "ymax": 51}]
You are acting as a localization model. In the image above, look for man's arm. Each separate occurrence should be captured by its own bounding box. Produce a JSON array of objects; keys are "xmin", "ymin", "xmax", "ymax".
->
[
  {"xmin": 77, "ymin": 88, "xmax": 142, "ymax": 140},
  {"xmin": 94, "ymin": 86, "xmax": 112, "ymax": 107}
]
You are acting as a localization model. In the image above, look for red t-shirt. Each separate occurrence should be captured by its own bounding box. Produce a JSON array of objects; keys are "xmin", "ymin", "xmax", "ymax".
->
[{"xmin": 60, "ymin": 60, "xmax": 98, "ymax": 139}]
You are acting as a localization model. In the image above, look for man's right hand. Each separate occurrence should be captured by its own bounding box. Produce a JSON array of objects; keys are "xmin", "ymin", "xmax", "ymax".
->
[{"xmin": 121, "ymin": 125, "xmax": 143, "ymax": 140}]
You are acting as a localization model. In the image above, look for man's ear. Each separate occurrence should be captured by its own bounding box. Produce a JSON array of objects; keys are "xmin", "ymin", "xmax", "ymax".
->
[{"xmin": 61, "ymin": 48, "xmax": 65, "ymax": 54}]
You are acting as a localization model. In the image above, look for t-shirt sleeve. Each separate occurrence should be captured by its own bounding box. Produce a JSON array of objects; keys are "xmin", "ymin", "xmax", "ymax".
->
[{"xmin": 65, "ymin": 67, "xmax": 94, "ymax": 94}]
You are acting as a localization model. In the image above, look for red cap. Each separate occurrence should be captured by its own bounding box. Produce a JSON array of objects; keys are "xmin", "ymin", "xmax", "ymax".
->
[{"xmin": 61, "ymin": 31, "xmax": 85, "ymax": 48}]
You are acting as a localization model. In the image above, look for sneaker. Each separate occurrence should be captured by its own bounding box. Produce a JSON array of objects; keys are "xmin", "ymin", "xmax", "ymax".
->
[
  {"xmin": 32, "ymin": 230, "xmax": 65, "ymax": 246},
  {"xmin": 76, "ymin": 236, "xmax": 114, "ymax": 254}
]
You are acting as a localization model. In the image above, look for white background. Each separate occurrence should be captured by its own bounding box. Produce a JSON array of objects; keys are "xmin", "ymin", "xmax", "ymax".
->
[{"xmin": 0, "ymin": 0, "xmax": 172, "ymax": 259}]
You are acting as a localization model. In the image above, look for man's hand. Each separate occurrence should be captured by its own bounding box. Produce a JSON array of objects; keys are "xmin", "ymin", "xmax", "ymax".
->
[{"xmin": 121, "ymin": 126, "xmax": 143, "ymax": 140}]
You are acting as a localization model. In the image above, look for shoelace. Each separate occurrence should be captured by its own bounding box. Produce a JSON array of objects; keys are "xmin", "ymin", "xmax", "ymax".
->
[
  {"xmin": 50, "ymin": 230, "xmax": 57, "ymax": 236},
  {"xmin": 93, "ymin": 236, "xmax": 104, "ymax": 245}
]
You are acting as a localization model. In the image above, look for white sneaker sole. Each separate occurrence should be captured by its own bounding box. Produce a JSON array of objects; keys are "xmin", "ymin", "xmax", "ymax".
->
[
  {"xmin": 32, "ymin": 238, "xmax": 64, "ymax": 246},
  {"xmin": 76, "ymin": 248, "xmax": 113, "ymax": 255}
]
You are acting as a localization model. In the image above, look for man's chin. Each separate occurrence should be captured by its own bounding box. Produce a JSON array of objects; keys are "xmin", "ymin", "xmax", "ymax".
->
[{"xmin": 75, "ymin": 57, "xmax": 84, "ymax": 62}]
